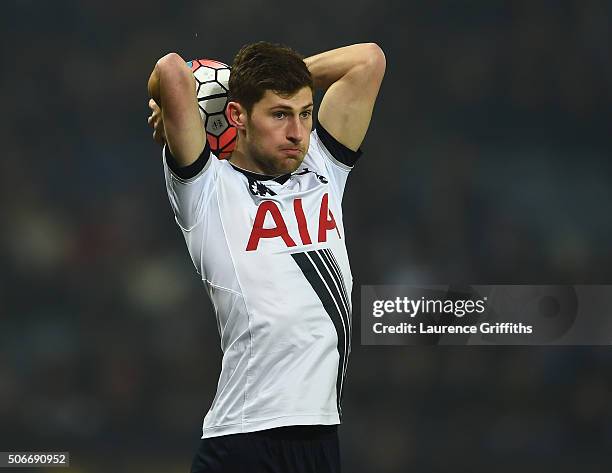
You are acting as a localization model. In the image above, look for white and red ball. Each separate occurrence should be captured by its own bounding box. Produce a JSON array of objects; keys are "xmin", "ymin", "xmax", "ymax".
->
[{"xmin": 188, "ymin": 58, "xmax": 236, "ymax": 159}]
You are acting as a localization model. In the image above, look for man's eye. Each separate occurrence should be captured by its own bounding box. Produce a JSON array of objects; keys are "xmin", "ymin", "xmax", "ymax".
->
[
  {"xmin": 300, "ymin": 110, "xmax": 312, "ymax": 118},
  {"xmin": 273, "ymin": 112, "xmax": 286, "ymax": 119}
]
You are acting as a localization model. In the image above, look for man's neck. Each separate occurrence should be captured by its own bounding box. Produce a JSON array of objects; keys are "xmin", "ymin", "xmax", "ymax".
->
[{"xmin": 229, "ymin": 149, "xmax": 280, "ymax": 177}]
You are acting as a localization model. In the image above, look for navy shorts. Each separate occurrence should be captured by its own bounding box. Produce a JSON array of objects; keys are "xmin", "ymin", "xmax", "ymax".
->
[{"xmin": 190, "ymin": 425, "xmax": 341, "ymax": 473}]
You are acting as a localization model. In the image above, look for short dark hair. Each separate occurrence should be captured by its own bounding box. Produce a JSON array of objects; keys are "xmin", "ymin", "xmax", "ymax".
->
[{"xmin": 229, "ymin": 41, "xmax": 314, "ymax": 114}]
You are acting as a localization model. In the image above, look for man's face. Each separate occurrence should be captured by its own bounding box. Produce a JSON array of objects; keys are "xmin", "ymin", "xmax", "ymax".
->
[{"xmin": 243, "ymin": 87, "xmax": 314, "ymax": 176}]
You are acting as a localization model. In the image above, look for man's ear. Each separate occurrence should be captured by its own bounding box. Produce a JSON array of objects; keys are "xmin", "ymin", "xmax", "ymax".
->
[{"xmin": 227, "ymin": 101, "xmax": 246, "ymax": 130}]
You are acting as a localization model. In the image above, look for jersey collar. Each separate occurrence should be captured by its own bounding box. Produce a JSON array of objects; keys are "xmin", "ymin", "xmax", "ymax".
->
[{"xmin": 229, "ymin": 163, "xmax": 292, "ymax": 185}]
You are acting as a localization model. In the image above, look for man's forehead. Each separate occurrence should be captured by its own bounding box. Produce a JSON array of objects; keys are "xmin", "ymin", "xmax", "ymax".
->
[{"xmin": 260, "ymin": 88, "xmax": 313, "ymax": 109}]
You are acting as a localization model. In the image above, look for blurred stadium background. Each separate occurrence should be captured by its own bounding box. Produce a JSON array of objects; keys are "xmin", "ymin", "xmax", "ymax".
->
[{"xmin": 1, "ymin": 0, "xmax": 611, "ymax": 472}]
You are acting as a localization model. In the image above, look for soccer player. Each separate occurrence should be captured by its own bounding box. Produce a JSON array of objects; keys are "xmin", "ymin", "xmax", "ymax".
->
[{"xmin": 147, "ymin": 42, "xmax": 385, "ymax": 473}]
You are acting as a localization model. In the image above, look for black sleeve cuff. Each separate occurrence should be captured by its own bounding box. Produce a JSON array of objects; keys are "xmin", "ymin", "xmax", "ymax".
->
[
  {"xmin": 315, "ymin": 123, "xmax": 363, "ymax": 167},
  {"xmin": 164, "ymin": 142, "xmax": 211, "ymax": 180}
]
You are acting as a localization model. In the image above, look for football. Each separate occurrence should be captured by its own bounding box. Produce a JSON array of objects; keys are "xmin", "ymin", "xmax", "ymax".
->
[{"xmin": 188, "ymin": 58, "xmax": 236, "ymax": 159}]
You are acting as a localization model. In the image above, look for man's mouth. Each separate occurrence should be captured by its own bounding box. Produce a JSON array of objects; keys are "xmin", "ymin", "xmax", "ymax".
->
[{"xmin": 281, "ymin": 148, "xmax": 302, "ymax": 156}]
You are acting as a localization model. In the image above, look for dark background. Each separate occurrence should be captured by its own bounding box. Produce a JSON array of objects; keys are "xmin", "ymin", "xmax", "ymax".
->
[{"xmin": 2, "ymin": 0, "xmax": 611, "ymax": 472}]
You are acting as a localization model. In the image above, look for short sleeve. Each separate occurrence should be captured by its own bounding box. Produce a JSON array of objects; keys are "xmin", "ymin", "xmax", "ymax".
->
[
  {"xmin": 162, "ymin": 142, "xmax": 218, "ymax": 231},
  {"xmin": 308, "ymin": 124, "xmax": 363, "ymax": 199}
]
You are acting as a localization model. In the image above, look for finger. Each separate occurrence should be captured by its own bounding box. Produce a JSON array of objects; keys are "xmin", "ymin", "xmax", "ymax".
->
[
  {"xmin": 150, "ymin": 99, "xmax": 161, "ymax": 113},
  {"xmin": 153, "ymin": 130, "xmax": 162, "ymax": 145},
  {"xmin": 153, "ymin": 129, "xmax": 166, "ymax": 146}
]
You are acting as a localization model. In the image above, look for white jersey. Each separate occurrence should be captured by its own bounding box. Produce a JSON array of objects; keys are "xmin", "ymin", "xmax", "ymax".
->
[{"xmin": 162, "ymin": 125, "xmax": 361, "ymax": 438}]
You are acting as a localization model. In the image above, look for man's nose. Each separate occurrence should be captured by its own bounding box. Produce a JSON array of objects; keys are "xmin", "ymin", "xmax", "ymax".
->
[{"xmin": 286, "ymin": 116, "xmax": 303, "ymax": 143}]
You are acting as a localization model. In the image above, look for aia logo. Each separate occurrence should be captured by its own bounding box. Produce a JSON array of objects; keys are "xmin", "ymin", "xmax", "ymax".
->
[{"xmin": 246, "ymin": 193, "xmax": 339, "ymax": 251}]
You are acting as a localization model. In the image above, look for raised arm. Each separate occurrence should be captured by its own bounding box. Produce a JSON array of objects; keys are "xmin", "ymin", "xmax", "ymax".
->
[
  {"xmin": 147, "ymin": 52, "xmax": 206, "ymax": 167},
  {"xmin": 304, "ymin": 43, "xmax": 386, "ymax": 152}
]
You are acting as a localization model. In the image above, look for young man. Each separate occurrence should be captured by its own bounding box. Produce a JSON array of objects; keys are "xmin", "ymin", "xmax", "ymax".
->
[{"xmin": 147, "ymin": 42, "xmax": 385, "ymax": 473}]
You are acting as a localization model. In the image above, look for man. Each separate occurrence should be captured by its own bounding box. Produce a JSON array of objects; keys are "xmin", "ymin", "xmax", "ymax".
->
[{"xmin": 147, "ymin": 41, "xmax": 385, "ymax": 473}]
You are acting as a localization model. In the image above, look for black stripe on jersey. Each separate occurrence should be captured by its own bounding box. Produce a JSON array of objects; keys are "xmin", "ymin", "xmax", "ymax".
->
[
  {"xmin": 312, "ymin": 250, "xmax": 351, "ymax": 396},
  {"xmin": 321, "ymin": 249, "xmax": 352, "ymax": 393},
  {"xmin": 307, "ymin": 251, "xmax": 350, "ymax": 402},
  {"xmin": 320, "ymin": 249, "xmax": 352, "ymax": 360},
  {"xmin": 291, "ymin": 251, "xmax": 347, "ymax": 419},
  {"xmin": 321, "ymin": 249, "xmax": 351, "ymax": 320},
  {"xmin": 316, "ymin": 123, "xmax": 363, "ymax": 168},
  {"xmin": 164, "ymin": 141, "xmax": 211, "ymax": 180}
]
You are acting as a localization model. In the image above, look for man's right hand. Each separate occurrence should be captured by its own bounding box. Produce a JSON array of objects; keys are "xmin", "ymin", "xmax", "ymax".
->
[{"xmin": 147, "ymin": 98, "xmax": 166, "ymax": 146}]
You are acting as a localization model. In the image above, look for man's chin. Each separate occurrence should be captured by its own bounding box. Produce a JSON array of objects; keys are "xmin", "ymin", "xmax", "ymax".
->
[
  {"xmin": 252, "ymin": 152, "xmax": 305, "ymax": 176},
  {"xmin": 276, "ymin": 155, "xmax": 304, "ymax": 174}
]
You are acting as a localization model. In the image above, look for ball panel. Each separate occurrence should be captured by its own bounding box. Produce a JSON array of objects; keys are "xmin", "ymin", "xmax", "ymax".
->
[
  {"xmin": 219, "ymin": 128, "xmax": 236, "ymax": 149},
  {"xmin": 200, "ymin": 97, "xmax": 227, "ymax": 115},
  {"xmin": 206, "ymin": 113, "xmax": 229, "ymax": 137},
  {"xmin": 206, "ymin": 133, "xmax": 219, "ymax": 150},
  {"xmin": 193, "ymin": 66, "xmax": 215, "ymax": 83},
  {"xmin": 200, "ymin": 59, "xmax": 228, "ymax": 70},
  {"xmin": 197, "ymin": 81, "xmax": 226, "ymax": 100},
  {"xmin": 216, "ymin": 68, "xmax": 230, "ymax": 85}
]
